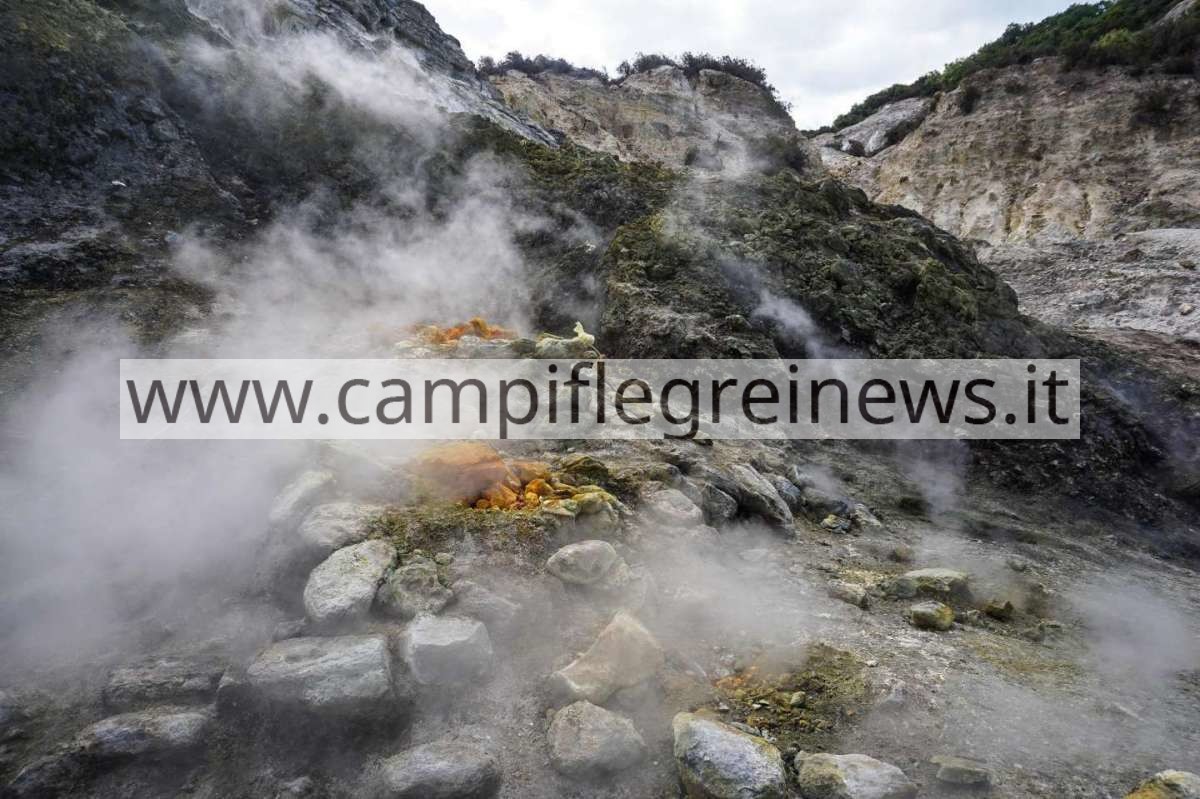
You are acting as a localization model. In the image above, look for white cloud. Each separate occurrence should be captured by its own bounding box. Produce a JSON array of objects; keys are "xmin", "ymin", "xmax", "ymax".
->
[{"xmin": 424, "ymin": 0, "xmax": 1070, "ymax": 128}]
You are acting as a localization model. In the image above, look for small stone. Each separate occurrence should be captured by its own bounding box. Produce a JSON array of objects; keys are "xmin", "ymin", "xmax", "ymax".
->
[
  {"xmin": 828, "ymin": 581, "xmax": 870, "ymax": 610},
  {"xmin": 434, "ymin": 552, "xmax": 454, "ymax": 566},
  {"xmin": 887, "ymin": 544, "xmax": 914, "ymax": 563},
  {"xmin": 788, "ymin": 691, "xmax": 807, "ymax": 708},
  {"xmin": 548, "ymin": 701, "xmax": 646, "ymax": 777},
  {"xmin": 821, "ymin": 515, "xmax": 852, "ymax": 534},
  {"xmin": 984, "ymin": 599, "xmax": 1015, "ymax": 622},
  {"xmin": 908, "ymin": 602, "xmax": 954, "ymax": 631},
  {"xmin": 931, "ymin": 755, "xmax": 993, "ymax": 786},
  {"xmin": 795, "ymin": 752, "xmax": 917, "ymax": 799},
  {"xmin": 378, "ymin": 739, "xmax": 501, "ymax": 799},
  {"xmin": 376, "ymin": 557, "xmax": 453, "ymax": 620},
  {"xmin": 546, "ymin": 540, "xmax": 620, "ymax": 586},
  {"xmin": 672, "ymin": 713, "xmax": 788, "ymax": 799},
  {"xmin": 304, "ymin": 540, "xmax": 396, "ymax": 627},
  {"xmin": 550, "ymin": 612, "xmax": 664, "ymax": 704},
  {"xmin": 1006, "ymin": 556, "xmax": 1029, "ymax": 572},
  {"xmin": 1181, "ymin": 304, "xmax": 1195, "ymax": 317},
  {"xmin": 850, "ymin": 504, "xmax": 882, "ymax": 529},
  {"xmin": 400, "ymin": 616, "xmax": 495, "ymax": 686}
]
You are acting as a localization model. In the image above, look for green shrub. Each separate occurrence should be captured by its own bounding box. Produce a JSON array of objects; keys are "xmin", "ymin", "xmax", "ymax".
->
[
  {"xmin": 478, "ymin": 51, "xmax": 609, "ymax": 82},
  {"xmin": 819, "ymin": 0, "xmax": 1199, "ymax": 131}
]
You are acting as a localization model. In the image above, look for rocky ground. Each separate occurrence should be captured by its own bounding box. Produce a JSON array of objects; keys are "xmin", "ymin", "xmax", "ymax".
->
[
  {"xmin": 2, "ymin": 435, "xmax": 1199, "ymax": 798},
  {"xmin": 1, "ymin": 1, "xmax": 1199, "ymax": 798}
]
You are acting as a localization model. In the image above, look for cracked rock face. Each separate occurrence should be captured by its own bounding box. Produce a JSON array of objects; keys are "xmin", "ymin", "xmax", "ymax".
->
[
  {"xmin": 102, "ymin": 656, "xmax": 226, "ymax": 711},
  {"xmin": 819, "ymin": 59, "xmax": 1200, "ymax": 247},
  {"xmin": 488, "ymin": 66, "xmax": 825, "ymax": 177}
]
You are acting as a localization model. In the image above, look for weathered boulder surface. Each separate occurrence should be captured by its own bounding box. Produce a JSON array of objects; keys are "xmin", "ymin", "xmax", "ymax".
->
[
  {"xmin": 548, "ymin": 701, "xmax": 646, "ymax": 777},
  {"xmin": 376, "ymin": 556, "xmax": 453, "ymax": 619},
  {"xmin": 795, "ymin": 752, "xmax": 918, "ymax": 799},
  {"xmin": 239, "ymin": 635, "xmax": 406, "ymax": 723},
  {"xmin": 908, "ymin": 601, "xmax": 955, "ymax": 631},
  {"xmin": 303, "ymin": 539, "xmax": 397, "ymax": 627},
  {"xmin": 399, "ymin": 616, "xmax": 495, "ymax": 686},
  {"xmin": 727, "ymin": 465, "xmax": 794, "ymax": 531},
  {"xmin": 376, "ymin": 739, "xmax": 501, "ymax": 799},
  {"xmin": 102, "ymin": 655, "xmax": 225, "ymax": 711},
  {"xmin": 672, "ymin": 713, "xmax": 788, "ymax": 799},
  {"xmin": 550, "ymin": 612, "xmax": 664, "ymax": 704},
  {"xmin": 546, "ymin": 540, "xmax": 621, "ymax": 586}
]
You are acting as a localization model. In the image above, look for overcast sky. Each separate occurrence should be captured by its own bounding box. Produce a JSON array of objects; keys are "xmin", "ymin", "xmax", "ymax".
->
[{"xmin": 424, "ymin": 0, "xmax": 1071, "ymax": 129}]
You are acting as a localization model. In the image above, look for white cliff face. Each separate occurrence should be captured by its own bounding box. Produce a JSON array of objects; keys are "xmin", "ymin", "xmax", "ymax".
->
[
  {"xmin": 489, "ymin": 66, "xmax": 825, "ymax": 177},
  {"xmin": 818, "ymin": 59, "xmax": 1200, "ymax": 246},
  {"xmin": 816, "ymin": 57, "xmax": 1200, "ymax": 343}
]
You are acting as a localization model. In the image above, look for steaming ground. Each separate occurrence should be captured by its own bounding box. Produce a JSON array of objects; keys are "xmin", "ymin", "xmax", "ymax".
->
[{"xmin": 2, "ymin": 2, "xmax": 1200, "ymax": 798}]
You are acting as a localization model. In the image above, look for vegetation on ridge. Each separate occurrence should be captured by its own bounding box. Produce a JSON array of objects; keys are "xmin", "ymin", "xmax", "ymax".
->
[
  {"xmin": 819, "ymin": 0, "xmax": 1200, "ymax": 132},
  {"xmin": 478, "ymin": 49, "xmax": 792, "ymax": 118}
]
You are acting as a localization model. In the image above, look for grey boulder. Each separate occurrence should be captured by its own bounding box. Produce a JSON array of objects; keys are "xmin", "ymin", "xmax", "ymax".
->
[
  {"xmin": 548, "ymin": 701, "xmax": 645, "ymax": 777},
  {"xmin": 376, "ymin": 739, "xmax": 501, "ymax": 798},
  {"xmin": 546, "ymin": 540, "xmax": 620, "ymax": 586},
  {"xmin": 795, "ymin": 752, "xmax": 917, "ymax": 799},
  {"xmin": 303, "ymin": 540, "xmax": 396, "ymax": 627},
  {"xmin": 241, "ymin": 635, "xmax": 406, "ymax": 723},
  {"xmin": 399, "ymin": 616, "xmax": 495, "ymax": 686},
  {"xmin": 550, "ymin": 612, "xmax": 664, "ymax": 704},
  {"xmin": 672, "ymin": 713, "xmax": 787, "ymax": 799}
]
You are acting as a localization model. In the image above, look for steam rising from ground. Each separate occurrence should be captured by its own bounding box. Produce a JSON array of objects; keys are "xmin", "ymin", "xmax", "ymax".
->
[{"xmin": 0, "ymin": 11, "xmax": 544, "ymax": 675}]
